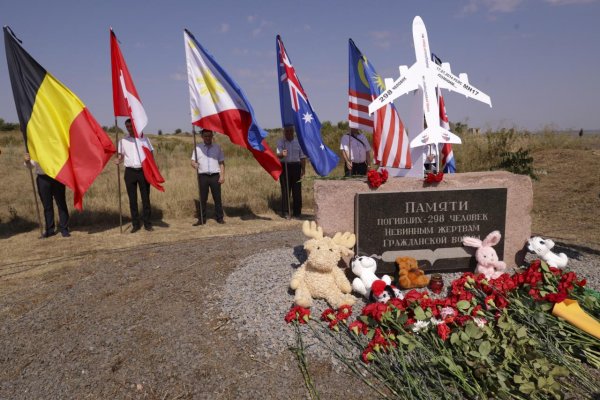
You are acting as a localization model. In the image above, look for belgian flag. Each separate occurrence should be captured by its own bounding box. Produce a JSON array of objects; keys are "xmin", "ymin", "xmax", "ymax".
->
[{"xmin": 4, "ymin": 27, "xmax": 115, "ymax": 210}]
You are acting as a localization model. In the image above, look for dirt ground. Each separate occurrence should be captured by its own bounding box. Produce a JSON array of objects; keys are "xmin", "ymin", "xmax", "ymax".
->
[{"xmin": 0, "ymin": 226, "xmax": 376, "ymax": 399}]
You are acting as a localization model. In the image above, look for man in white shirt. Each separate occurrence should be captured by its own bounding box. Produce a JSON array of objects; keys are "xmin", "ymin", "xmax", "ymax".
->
[
  {"xmin": 276, "ymin": 125, "xmax": 306, "ymax": 219},
  {"xmin": 424, "ymin": 144, "xmax": 438, "ymax": 174},
  {"xmin": 191, "ymin": 129, "xmax": 225, "ymax": 225},
  {"xmin": 340, "ymin": 128, "xmax": 371, "ymax": 176},
  {"xmin": 115, "ymin": 119, "xmax": 154, "ymax": 233},
  {"xmin": 24, "ymin": 152, "xmax": 70, "ymax": 238}
]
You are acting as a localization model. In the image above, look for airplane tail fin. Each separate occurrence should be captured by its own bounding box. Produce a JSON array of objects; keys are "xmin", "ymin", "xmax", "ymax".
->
[{"xmin": 409, "ymin": 126, "xmax": 462, "ymax": 148}]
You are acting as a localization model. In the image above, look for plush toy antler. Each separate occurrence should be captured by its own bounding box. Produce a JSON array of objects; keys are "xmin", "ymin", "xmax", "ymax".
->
[
  {"xmin": 302, "ymin": 220, "xmax": 323, "ymax": 240},
  {"xmin": 463, "ymin": 230, "xmax": 507, "ymax": 280}
]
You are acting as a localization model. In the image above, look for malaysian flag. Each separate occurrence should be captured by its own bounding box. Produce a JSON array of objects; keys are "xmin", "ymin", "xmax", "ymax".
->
[
  {"xmin": 349, "ymin": 39, "xmax": 411, "ymax": 168},
  {"xmin": 277, "ymin": 35, "xmax": 338, "ymax": 177}
]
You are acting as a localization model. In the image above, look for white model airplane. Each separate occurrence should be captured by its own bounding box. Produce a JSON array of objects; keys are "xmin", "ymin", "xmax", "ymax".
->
[{"xmin": 368, "ymin": 16, "xmax": 492, "ymax": 150}]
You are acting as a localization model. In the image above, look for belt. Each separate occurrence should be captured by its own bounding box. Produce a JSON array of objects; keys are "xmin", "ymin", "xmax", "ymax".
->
[
  {"xmin": 199, "ymin": 172, "xmax": 219, "ymax": 176},
  {"xmin": 126, "ymin": 167, "xmax": 143, "ymax": 171},
  {"xmin": 283, "ymin": 162, "xmax": 301, "ymax": 165}
]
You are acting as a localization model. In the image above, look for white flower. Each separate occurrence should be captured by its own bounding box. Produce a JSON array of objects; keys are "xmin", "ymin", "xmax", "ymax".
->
[
  {"xmin": 411, "ymin": 320, "xmax": 430, "ymax": 333},
  {"xmin": 440, "ymin": 307, "xmax": 456, "ymax": 319},
  {"xmin": 473, "ymin": 317, "xmax": 487, "ymax": 328},
  {"xmin": 430, "ymin": 317, "xmax": 444, "ymax": 326}
]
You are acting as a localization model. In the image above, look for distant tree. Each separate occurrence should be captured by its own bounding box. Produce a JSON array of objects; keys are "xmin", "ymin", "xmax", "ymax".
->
[
  {"xmin": 0, "ymin": 118, "xmax": 19, "ymax": 131},
  {"xmin": 451, "ymin": 122, "xmax": 469, "ymax": 135},
  {"xmin": 175, "ymin": 128, "xmax": 182, "ymax": 134},
  {"xmin": 158, "ymin": 129, "xmax": 163, "ymax": 136},
  {"xmin": 105, "ymin": 125, "xmax": 124, "ymax": 134},
  {"xmin": 337, "ymin": 120, "xmax": 349, "ymax": 130}
]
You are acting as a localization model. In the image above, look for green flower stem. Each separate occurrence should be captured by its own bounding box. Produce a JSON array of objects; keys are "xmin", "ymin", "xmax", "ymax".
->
[{"xmin": 289, "ymin": 322, "xmax": 320, "ymax": 400}]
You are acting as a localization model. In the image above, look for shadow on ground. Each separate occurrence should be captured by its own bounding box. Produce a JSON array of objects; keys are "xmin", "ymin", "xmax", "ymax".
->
[{"xmin": 0, "ymin": 215, "xmax": 38, "ymax": 238}]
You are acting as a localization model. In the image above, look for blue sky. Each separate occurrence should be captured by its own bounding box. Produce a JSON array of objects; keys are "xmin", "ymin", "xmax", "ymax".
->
[{"xmin": 1, "ymin": 0, "xmax": 599, "ymax": 133}]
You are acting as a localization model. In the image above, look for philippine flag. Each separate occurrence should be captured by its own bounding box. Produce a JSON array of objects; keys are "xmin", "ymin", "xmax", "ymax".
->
[
  {"xmin": 183, "ymin": 29, "xmax": 282, "ymax": 180},
  {"xmin": 110, "ymin": 29, "xmax": 165, "ymax": 191}
]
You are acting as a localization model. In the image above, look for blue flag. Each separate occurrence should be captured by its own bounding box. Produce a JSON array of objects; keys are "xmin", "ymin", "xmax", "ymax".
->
[{"xmin": 276, "ymin": 35, "xmax": 339, "ymax": 177}]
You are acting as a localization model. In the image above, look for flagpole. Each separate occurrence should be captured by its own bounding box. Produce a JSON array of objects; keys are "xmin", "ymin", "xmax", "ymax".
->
[
  {"xmin": 284, "ymin": 141, "xmax": 291, "ymax": 219},
  {"xmin": 114, "ymin": 118, "xmax": 123, "ymax": 233},
  {"xmin": 20, "ymin": 139, "xmax": 44, "ymax": 237},
  {"xmin": 25, "ymin": 157, "xmax": 43, "ymax": 237},
  {"xmin": 192, "ymin": 126, "xmax": 204, "ymax": 225}
]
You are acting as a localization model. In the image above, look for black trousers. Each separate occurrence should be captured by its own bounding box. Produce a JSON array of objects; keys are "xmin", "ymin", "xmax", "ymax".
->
[
  {"xmin": 344, "ymin": 162, "xmax": 368, "ymax": 177},
  {"xmin": 36, "ymin": 174, "xmax": 69, "ymax": 234},
  {"xmin": 198, "ymin": 173, "xmax": 223, "ymax": 222},
  {"xmin": 280, "ymin": 163, "xmax": 302, "ymax": 217},
  {"xmin": 124, "ymin": 167, "xmax": 151, "ymax": 228}
]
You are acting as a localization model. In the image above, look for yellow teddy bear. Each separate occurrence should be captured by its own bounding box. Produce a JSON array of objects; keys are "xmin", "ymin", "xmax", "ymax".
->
[{"xmin": 396, "ymin": 257, "xmax": 430, "ymax": 289}]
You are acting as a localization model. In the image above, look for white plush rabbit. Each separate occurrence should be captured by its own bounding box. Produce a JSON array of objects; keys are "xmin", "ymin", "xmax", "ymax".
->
[
  {"xmin": 463, "ymin": 231, "xmax": 507, "ymax": 280},
  {"xmin": 527, "ymin": 236, "xmax": 568, "ymax": 268}
]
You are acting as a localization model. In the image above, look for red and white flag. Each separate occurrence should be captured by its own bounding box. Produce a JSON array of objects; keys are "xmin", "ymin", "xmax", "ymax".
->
[
  {"xmin": 110, "ymin": 29, "xmax": 165, "ymax": 191},
  {"xmin": 437, "ymin": 88, "xmax": 456, "ymax": 173}
]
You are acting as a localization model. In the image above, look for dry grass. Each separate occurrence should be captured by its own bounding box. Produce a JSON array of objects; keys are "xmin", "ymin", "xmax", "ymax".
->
[
  {"xmin": 1, "ymin": 128, "xmax": 599, "ymax": 253},
  {"xmin": 0, "ymin": 129, "xmax": 345, "ymax": 236}
]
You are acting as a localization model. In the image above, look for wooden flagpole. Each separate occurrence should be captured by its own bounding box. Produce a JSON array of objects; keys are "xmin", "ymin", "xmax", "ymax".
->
[
  {"xmin": 21, "ymin": 141, "xmax": 44, "ymax": 236},
  {"xmin": 114, "ymin": 118, "xmax": 123, "ymax": 233},
  {"xmin": 192, "ymin": 126, "xmax": 204, "ymax": 225},
  {"xmin": 284, "ymin": 143, "xmax": 291, "ymax": 219}
]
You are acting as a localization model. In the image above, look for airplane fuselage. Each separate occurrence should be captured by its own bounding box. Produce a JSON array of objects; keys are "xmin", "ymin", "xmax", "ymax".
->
[
  {"xmin": 368, "ymin": 16, "xmax": 491, "ymax": 150},
  {"xmin": 413, "ymin": 16, "xmax": 440, "ymax": 134}
]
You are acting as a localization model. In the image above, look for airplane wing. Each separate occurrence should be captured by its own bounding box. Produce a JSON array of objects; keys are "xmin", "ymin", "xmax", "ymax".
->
[
  {"xmin": 433, "ymin": 64, "xmax": 492, "ymax": 107},
  {"xmin": 368, "ymin": 65, "xmax": 419, "ymax": 114},
  {"xmin": 409, "ymin": 126, "xmax": 462, "ymax": 149}
]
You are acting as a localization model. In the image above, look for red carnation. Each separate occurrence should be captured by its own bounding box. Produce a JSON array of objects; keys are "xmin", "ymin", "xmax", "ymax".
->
[
  {"xmin": 437, "ymin": 323, "xmax": 451, "ymax": 341},
  {"xmin": 321, "ymin": 308, "xmax": 336, "ymax": 321},
  {"xmin": 362, "ymin": 302, "xmax": 389, "ymax": 322},
  {"xmin": 404, "ymin": 289, "xmax": 424, "ymax": 303},
  {"xmin": 285, "ymin": 305, "xmax": 311, "ymax": 324},
  {"xmin": 362, "ymin": 346, "xmax": 375, "ymax": 363},
  {"xmin": 349, "ymin": 320, "xmax": 368, "ymax": 335},
  {"xmin": 380, "ymin": 169, "xmax": 388, "ymax": 182},
  {"xmin": 545, "ymin": 292, "xmax": 568, "ymax": 303},
  {"xmin": 337, "ymin": 304, "xmax": 353, "ymax": 321}
]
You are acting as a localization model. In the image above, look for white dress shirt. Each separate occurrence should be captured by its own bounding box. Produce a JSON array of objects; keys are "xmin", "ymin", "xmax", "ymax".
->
[
  {"xmin": 340, "ymin": 133, "xmax": 371, "ymax": 163},
  {"xmin": 26, "ymin": 159, "xmax": 46, "ymax": 175},
  {"xmin": 118, "ymin": 136, "xmax": 154, "ymax": 168},
  {"xmin": 191, "ymin": 143, "xmax": 224, "ymax": 174},
  {"xmin": 276, "ymin": 138, "xmax": 306, "ymax": 163}
]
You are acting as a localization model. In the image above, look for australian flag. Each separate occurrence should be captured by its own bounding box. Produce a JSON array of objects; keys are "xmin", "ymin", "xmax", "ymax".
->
[{"xmin": 276, "ymin": 35, "xmax": 339, "ymax": 177}]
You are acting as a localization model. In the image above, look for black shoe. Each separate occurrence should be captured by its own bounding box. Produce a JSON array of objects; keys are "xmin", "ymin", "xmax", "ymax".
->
[
  {"xmin": 61, "ymin": 231, "xmax": 71, "ymax": 238},
  {"xmin": 39, "ymin": 231, "xmax": 57, "ymax": 239},
  {"xmin": 217, "ymin": 219, "xmax": 225, "ymax": 224},
  {"xmin": 131, "ymin": 226, "xmax": 141, "ymax": 233},
  {"xmin": 144, "ymin": 225, "xmax": 154, "ymax": 231},
  {"xmin": 192, "ymin": 220, "xmax": 205, "ymax": 226}
]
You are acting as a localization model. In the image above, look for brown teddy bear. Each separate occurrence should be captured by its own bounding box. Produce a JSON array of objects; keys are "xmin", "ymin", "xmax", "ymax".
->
[{"xmin": 396, "ymin": 256, "xmax": 430, "ymax": 289}]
